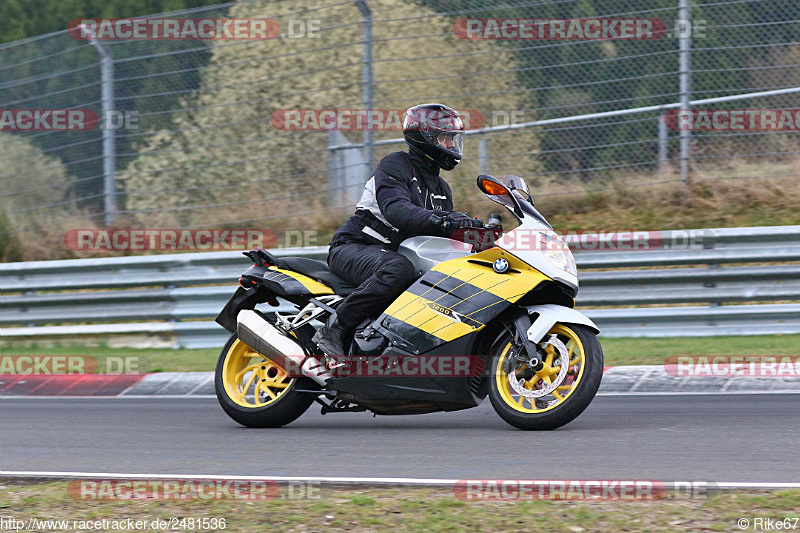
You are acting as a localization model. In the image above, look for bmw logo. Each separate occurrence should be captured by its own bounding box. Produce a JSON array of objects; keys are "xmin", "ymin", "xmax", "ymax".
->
[{"xmin": 493, "ymin": 257, "xmax": 509, "ymax": 273}]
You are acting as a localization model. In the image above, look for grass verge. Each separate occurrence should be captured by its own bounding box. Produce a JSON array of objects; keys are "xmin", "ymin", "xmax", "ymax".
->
[
  {"xmin": 600, "ymin": 334, "xmax": 800, "ymax": 367},
  {"xmin": 1, "ymin": 334, "xmax": 799, "ymax": 372},
  {"xmin": 0, "ymin": 482, "xmax": 799, "ymax": 532}
]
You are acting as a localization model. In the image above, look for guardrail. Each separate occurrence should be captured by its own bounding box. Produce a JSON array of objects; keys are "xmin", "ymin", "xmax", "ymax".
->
[{"xmin": 2, "ymin": 226, "xmax": 799, "ymax": 348}]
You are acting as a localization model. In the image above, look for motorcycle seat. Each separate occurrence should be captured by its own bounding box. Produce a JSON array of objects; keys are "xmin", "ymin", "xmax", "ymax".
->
[{"xmin": 276, "ymin": 256, "xmax": 357, "ymax": 296}]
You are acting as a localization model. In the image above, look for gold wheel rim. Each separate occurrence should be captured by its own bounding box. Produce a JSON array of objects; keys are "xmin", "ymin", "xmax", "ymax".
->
[
  {"xmin": 222, "ymin": 338, "xmax": 293, "ymax": 408},
  {"xmin": 495, "ymin": 324, "xmax": 586, "ymax": 413}
]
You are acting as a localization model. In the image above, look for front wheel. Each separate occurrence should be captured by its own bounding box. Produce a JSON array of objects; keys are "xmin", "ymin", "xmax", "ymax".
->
[
  {"xmin": 215, "ymin": 332, "xmax": 318, "ymax": 428},
  {"xmin": 489, "ymin": 323, "xmax": 603, "ymax": 430}
]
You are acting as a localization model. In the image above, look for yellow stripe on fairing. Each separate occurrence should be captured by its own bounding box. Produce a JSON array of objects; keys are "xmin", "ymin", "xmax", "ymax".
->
[
  {"xmin": 384, "ymin": 291, "xmax": 475, "ymax": 341},
  {"xmin": 266, "ymin": 267, "xmax": 334, "ymax": 295},
  {"xmin": 384, "ymin": 247, "xmax": 552, "ymax": 343}
]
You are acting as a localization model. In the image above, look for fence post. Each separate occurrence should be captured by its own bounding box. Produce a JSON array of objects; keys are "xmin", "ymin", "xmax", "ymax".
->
[
  {"xmin": 678, "ymin": 0, "xmax": 693, "ymax": 192},
  {"xmin": 478, "ymin": 138, "xmax": 489, "ymax": 175},
  {"xmin": 353, "ymin": 0, "xmax": 374, "ymax": 174},
  {"xmin": 328, "ymin": 130, "xmax": 367, "ymax": 206},
  {"xmin": 658, "ymin": 112, "xmax": 668, "ymax": 174},
  {"xmin": 89, "ymin": 36, "xmax": 116, "ymax": 227}
]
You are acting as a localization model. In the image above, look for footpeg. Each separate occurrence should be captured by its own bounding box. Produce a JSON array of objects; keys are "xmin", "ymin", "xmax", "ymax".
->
[
  {"xmin": 301, "ymin": 357, "xmax": 335, "ymax": 384},
  {"xmin": 324, "ymin": 356, "xmax": 347, "ymax": 370}
]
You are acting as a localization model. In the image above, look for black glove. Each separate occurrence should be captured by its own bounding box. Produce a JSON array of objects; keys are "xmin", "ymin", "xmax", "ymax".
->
[
  {"xmin": 444, "ymin": 212, "xmax": 484, "ymax": 230},
  {"xmin": 428, "ymin": 212, "xmax": 484, "ymax": 236}
]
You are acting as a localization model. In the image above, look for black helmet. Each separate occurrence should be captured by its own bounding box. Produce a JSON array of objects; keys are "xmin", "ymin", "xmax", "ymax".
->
[{"xmin": 403, "ymin": 103, "xmax": 465, "ymax": 171}]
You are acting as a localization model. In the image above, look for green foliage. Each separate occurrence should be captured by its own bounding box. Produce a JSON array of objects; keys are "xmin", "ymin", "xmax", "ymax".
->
[
  {"xmin": 121, "ymin": 0, "xmax": 541, "ymax": 227},
  {"xmin": 0, "ymin": 0, "xmax": 222, "ymax": 43},
  {"xmin": 420, "ymin": 0, "xmax": 800, "ymax": 179},
  {"xmin": 0, "ymin": 131, "xmax": 71, "ymax": 208},
  {"xmin": 3, "ymin": 0, "xmax": 800, "ymax": 236},
  {"xmin": 0, "ymin": 0, "xmax": 224, "ymax": 216},
  {"xmin": 0, "ymin": 131, "xmax": 73, "ymax": 262},
  {"xmin": 0, "ymin": 209, "xmax": 24, "ymax": 262}
]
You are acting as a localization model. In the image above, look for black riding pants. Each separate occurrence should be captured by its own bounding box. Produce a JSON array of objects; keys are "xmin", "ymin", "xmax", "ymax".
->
[{"xmin": 327, "ymin": 243, "xmax": 417, "ymax": 330}]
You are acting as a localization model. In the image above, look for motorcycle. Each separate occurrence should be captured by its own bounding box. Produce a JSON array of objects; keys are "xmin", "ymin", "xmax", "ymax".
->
[{"xmin": 214, "ymin": 174, "xmax": 603, "ymax": 430}]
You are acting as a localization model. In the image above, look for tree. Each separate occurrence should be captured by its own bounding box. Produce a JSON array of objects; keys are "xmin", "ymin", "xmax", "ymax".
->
[{"xmin": 121, "ymin": 0, "xmax": 541, "ymax": 227}]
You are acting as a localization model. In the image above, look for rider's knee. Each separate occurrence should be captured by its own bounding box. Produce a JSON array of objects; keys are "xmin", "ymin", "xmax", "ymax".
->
[{"xmin": 382, "ymin": 255, "xmax": 416, "ymax": 288}]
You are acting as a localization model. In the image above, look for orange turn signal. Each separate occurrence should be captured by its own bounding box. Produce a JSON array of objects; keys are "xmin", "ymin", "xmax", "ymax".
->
[{"xmin": 481, "ymin": 178, "xmax": 509, "ymax": 196}]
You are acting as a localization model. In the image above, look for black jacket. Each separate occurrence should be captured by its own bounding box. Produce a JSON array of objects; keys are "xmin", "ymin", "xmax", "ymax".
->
[{"xmin": 330, "ymin": 150, "xmax": 454, "ymax": 250}]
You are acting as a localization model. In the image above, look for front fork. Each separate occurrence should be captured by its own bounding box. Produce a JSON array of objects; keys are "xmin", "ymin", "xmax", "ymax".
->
[{"xmin": 501, "ymin": 310, "xmax": 546, "ymax": 375}]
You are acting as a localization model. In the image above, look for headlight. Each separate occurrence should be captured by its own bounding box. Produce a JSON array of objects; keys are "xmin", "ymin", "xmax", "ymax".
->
[{"xmin": 541, "ymin": 232, "xmax": 577, "ymax": 277}]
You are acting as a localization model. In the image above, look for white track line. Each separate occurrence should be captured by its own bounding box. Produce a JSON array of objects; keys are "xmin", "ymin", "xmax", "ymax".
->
[
  {"xmin": 6, "ymin": 389, "xmax": 799, "ymax": 399},
  {"xmin": 0, "ymin": 395, "xmax": 217, "ymax": 400},
  {"xmin": 596, "ymin": 390, "xmax": 800, "ymax": 396},
  {"xmin": 2, "ymin": 472, "xmax": 800, "ymax": 490}
]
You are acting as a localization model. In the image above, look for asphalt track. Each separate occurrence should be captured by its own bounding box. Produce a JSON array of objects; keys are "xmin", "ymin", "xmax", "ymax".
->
[{"xmin": 2, "ymin": 395, "xmax": 798, "ymax": 482}]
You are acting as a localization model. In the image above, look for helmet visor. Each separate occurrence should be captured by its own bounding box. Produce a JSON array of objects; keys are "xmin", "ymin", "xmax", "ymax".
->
[{"xmin": 433, "ymin": 131, "xmax": 464, "ymax": 159}]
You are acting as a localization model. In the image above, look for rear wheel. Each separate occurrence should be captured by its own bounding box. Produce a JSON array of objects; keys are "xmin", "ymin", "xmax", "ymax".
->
[
  {"xmin": 489, "ymin": 323, "xmax": 603, "ymax": 430},
  {"xmin": 215, "ymin": 332, "xmax": 318, "ymax": 428}
]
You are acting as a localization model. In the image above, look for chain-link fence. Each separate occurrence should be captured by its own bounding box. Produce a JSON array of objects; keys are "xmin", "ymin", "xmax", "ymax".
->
[{"xmin": 1, "ymin": 0, "xmax": 799, "ymax": 258}]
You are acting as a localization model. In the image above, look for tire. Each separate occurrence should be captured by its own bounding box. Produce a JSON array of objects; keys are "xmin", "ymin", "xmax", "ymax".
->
[
  {"xmin": 215, "ymin": 332, "xmax": 319, "ymax": 428},
  {"xmin": 489, "ymin": 323, "xmax": 603, "ymax": 430}
]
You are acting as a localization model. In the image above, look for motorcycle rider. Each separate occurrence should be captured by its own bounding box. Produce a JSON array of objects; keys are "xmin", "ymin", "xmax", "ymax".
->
[{"xmin": 313, "ymin": 103, "xmax": 484, "ymax": 356}]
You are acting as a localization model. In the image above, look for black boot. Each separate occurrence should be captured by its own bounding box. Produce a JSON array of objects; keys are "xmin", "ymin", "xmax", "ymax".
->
[{"xmin": 313, "ymin": 312, "xmax": 348, "ymax": 357}]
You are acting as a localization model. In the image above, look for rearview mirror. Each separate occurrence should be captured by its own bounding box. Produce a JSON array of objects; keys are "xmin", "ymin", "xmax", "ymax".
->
[
  {"xmin": 502, "ymin": 174, "xmax": 533, "ymax": 203},
  {"xmin": 477, "ymin": 174, "xmax": 512, "ymax": 196},
  {"xmin": 476, "ymin": 175, "xmax": 523, "ymax": 219}
]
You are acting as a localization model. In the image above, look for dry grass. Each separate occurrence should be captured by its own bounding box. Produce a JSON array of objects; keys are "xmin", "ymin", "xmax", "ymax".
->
[
  {"xmin": 538, "ymin": 158, "xmax": 800, "ymax": 231},
  {"xmin": 0, "ymin": 203, "xmax": 100, "ymax": 262},
  {"xmin": 255, "ymin": 161, "xmax": 800, "ymax": 246},
  {"xmin": 2, "ymin": 159, "xmax": 800, "ymax": 262},
  {"xmin": 1, "ymin": 482, "xmax": 799, "ymax": 532}
]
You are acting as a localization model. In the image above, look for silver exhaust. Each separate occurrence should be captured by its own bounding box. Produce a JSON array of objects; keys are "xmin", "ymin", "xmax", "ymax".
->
[{"xmin": 236, "ymin": 310, "xmax": 331, "ymax": 385}]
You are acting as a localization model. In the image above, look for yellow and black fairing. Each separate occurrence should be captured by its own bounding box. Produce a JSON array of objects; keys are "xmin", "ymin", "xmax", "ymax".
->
[
  {"xmin": 325, "ymin": 248, "xmax": 573, "ymax": 412},
  {"xmin": 375, "ymin": 248, "xmax": 560, "ymax": 354},
  {"xmin": 216, "ymin": 249, "xmax": 335, "ymax": 333}
]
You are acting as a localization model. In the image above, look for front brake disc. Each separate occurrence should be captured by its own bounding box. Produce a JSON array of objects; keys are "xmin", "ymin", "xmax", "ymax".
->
[{"xmin": 508, "ymin": 334, "xmax": 569, "ymax": 398}]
